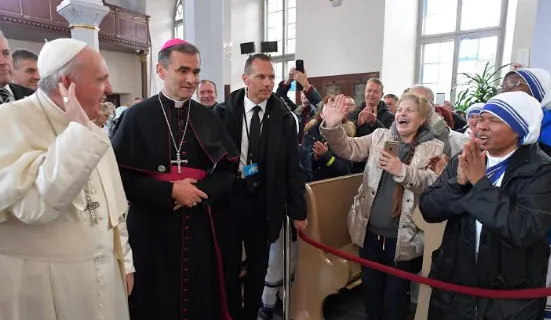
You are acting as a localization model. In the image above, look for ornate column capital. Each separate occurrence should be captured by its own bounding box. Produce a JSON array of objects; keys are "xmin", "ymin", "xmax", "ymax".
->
[
  {"xmin": 57, "ymin": 0, "xmax": 110, "ymax": 49},
  {"xmin": 57, "ymin": 0, "xmax": 109, "ymax": 28},
  {"xmin": 137, "ymin": 50, "xmax": 149, "ymax": 63}
]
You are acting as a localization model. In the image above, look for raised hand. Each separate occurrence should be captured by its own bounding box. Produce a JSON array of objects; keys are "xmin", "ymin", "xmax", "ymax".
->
[
  {"xmin": 313, "ymin": 141, "xmax": 328, "ymax": 158},
  {"xmin": 58, "ymin": 82, "xmax": 89, "ymax": 126},
  {"xmin": 463, "ymin": 140, "xmax": 486, "ymax": 185},
  {"xmin": 285, "ymin": 67, "xmax": 296, "ymax": 85},
  {"xmin": 288, "ymin": 67, "xmax": 296, "ymax": 79},
  {"xmin": 457, "ymin": 145, "xmax": 469, "ymax": 185},
  {"xmin": 294, "ymin": 71, "xmax": 310, "ymax": 89},
  {"xmin": 323, "ymin": 94, "xmax": 349, "ymax": 128}
]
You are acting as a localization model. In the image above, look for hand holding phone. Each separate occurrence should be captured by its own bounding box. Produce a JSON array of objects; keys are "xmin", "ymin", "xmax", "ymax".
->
[
  {"xmin": 379, "ymin": 140, "xmax": 402, "ymax": 176},
  {"xmin": 295, "ymin": 59, "xmax": 304, "ymax": 91},
  {"xmin": 383, "ymin": 140, "xmax": 399, "ymax": 157}
]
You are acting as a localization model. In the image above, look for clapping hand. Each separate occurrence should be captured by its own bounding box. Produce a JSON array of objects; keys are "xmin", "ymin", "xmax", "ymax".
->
[
  {"xmin": 378, "ymin": 149, "xmax": 403, "ymax": 176},
  {"xmin": 59, "ymin": 82, "xmax": 90, "ymax": 126},
  {"xmin": 429, "ymin": 155, "xmax": 449, "ymax": 175},
  {"xmin": 323, "ymin": 94, "xmax": 349, "ymax": 128},
  {"xmin": 358, "ymin": 106, "xmax": 377, "ymax": 126},
  {"xmin": 313, "ymin": 141, "xmax": 328, "ymax": 160},
  {"xmin": 460, "ymin": 138, "xmax": 486, "ymax": 185},
  {"xmin": 456, "ymin": 155, "xmax": 468, "ymax": 185}
]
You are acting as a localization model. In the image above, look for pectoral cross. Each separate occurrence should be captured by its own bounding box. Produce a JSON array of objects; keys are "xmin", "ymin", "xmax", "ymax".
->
[
  {"xmin": 171, "ymin": 153, "xmax": 188, "ymax": 174},
  {"xmin": 84, "ymin": 186, "xmax": 100, "ymax": 225}
]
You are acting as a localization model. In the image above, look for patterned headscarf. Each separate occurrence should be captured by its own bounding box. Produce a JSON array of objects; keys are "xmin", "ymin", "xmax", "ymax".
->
[
  {"xmin": 465, "ymin": 102, "xmax": 485, "ymax": 118},
  {"xmin": 505, "ymin": 68, "xmax": 551, "ymax": 108},
  {"xmin": 482, "ymin": 92, "xmax": 543, "ymax": 145}
]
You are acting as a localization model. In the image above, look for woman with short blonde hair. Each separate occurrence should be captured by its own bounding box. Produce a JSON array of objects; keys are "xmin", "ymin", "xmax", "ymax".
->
[{"xmin": 321, "ymin": 93, "xmax": 444, "ymax": 319}]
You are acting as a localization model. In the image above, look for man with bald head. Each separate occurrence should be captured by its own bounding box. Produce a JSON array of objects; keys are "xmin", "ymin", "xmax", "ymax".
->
[
  {"xmin": 0, "ymin": 29, "xmax": 34, "ymax": 104},
  {"xmin": 409, "ymin": 84, "xmax": 452, "ymax": 156},
  {"xmin": 0, "ymin": 38, "xmax": 134, "ymax": 320}
]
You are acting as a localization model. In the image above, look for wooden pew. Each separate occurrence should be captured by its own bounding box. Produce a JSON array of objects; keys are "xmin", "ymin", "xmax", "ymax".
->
[
  {"xmin": 291, "ymin": 174, "xmax": 363, "ymax": 320},
  {"xmin": 413, "ymin": 209, "xmax": 446, "ymax": 320}
]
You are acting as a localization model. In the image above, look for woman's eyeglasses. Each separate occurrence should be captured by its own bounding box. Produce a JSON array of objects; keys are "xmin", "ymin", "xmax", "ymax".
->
[{"xmin": 498, "ymin": 81, "xmax": 528, "ymax": 92}]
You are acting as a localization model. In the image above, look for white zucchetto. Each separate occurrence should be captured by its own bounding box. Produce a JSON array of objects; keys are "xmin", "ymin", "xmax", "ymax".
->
[{"xmin": 38, "ymin": 38, "xmax": 88, "ymax": 78}]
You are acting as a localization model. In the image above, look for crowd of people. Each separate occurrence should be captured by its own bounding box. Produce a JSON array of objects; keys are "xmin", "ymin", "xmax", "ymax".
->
[{"xmin": 1, "ymin": 27, "xmax": 551, "ymax": 320}]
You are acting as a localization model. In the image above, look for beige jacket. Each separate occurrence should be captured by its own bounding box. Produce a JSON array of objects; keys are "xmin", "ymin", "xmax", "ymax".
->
[{"xmin": 322, "ymin": 125, "xmax": 444, "ymax": 262}]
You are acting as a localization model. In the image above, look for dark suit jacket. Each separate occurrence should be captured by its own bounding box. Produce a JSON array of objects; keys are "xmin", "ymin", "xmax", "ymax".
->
[
  {"xmin": 217, "ymin": 89, "xmax": 307, "ymax": 242},
  {"xmin": 8, "ymin": 83, "xmax": 34, "ymax": 101}
]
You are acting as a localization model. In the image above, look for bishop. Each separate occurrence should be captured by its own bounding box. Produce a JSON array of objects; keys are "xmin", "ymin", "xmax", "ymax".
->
[{"xmin": 112, "ymin": 39, "xmax": 239, "ymax": 320}]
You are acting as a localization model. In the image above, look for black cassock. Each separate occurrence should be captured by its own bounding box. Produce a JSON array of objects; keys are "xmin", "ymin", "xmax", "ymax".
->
[{"xmin": 112, "ymin": 93, "xmax": 239, "ymax": 320}]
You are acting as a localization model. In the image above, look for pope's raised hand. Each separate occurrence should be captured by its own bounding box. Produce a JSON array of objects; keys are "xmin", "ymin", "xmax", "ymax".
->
[
  {"xmin": 58, "ymin": 82, "xmax": 89, "ymax": 127},
  {"xmin": 323, "ymin": 94, "xmax": 349, "ymax": 128}
]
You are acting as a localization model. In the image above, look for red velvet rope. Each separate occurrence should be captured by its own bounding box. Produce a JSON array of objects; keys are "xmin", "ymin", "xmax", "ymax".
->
[{"xmin": 297, "ymin": 231, "xmax": 551, "ymax": 299}]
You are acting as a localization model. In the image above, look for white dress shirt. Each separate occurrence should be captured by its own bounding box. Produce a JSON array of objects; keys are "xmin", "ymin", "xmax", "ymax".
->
[
  {"xmin": 239, "ymin": 93, "xmax": 268, "ymax": 176},
  {"xmin": 475, "ymin": 148, "xmax": 517, "ymax": 257}
]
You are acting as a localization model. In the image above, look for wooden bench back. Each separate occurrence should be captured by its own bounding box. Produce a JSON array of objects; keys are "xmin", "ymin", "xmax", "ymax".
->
[{"xmin": 306, "ymin": 174, "xmax": 363, "ymax": 249}]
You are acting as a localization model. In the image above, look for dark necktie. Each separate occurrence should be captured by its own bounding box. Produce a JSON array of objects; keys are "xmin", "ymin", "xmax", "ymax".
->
[
  {"xmin": 248, "ymin": 105, "xmax": 262, "ymax": 163},
  {"xmin": 0, "ymin": 88, "xmax": 10, "ymax": 105}
]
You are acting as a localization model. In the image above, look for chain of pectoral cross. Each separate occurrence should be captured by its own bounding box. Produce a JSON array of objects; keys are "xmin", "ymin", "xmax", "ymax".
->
[{"xmin": 158, "ymin": 94, "xmax": 190, "ymax": 174}]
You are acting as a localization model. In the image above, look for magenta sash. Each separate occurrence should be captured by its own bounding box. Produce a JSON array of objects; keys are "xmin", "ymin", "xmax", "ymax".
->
[{"xmin": 147, "ymin": 165, "xmax": 207, "ymax": 182}]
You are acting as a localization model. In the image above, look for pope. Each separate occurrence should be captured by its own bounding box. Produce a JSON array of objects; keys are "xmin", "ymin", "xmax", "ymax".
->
[{"xmin": 0, "ymin": 38, "xmax": 134, "ymax": 320}]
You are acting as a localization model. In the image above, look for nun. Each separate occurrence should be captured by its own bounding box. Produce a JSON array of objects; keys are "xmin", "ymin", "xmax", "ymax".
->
[
  {"xmin": 463, "ymin": 102, "xmax": 484, "ymax": 137},
  {"xmin": 420, "ymin": 92, "xmax": 551, "ymax": 320},
  {"xmin": 501, "ymin": 67, "xmax": 551, "ymax": 155}
]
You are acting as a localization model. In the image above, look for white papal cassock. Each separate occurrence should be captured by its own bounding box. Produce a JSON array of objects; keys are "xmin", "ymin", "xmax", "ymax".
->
[{"xmin": 0, "ymin": 89, "xmax": 133, "ymax": 320}]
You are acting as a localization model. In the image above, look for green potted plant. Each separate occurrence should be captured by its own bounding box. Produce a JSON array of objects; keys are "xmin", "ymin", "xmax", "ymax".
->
[{"xmin": 454, "ymin": 61, "xmax": 511, "ymax": 111}]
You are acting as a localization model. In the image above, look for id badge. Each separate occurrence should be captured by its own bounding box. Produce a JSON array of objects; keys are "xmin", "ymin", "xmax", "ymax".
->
[{"xmin": 243, "ymin": 163, "xmax": 259, "ymax": 177}]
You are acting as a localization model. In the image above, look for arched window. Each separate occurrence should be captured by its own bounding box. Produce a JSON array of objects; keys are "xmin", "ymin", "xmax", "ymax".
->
[{"xmin": 174, "ymin": 0, "xmax": 184, "ymax": 39}]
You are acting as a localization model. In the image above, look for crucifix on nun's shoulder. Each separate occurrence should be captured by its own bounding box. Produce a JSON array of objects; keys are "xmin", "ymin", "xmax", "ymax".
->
[{"xmin": 172, "ymin": 151, "xmax": 188, "ymax": 174}]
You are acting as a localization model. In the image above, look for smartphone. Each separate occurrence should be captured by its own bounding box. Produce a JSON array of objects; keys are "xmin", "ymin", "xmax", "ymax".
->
[
  {"xmin": 295, "ymin": 59, "xmax": 305, "ymax": 92},
  {"xmin": 384, "ymin": 140, "xmax": 399, "ymax": 157},
  {"xmin": 296, "ymin": 59, "xmax": 304, "ymax": 72},
  {"xmin": 435, "ymin": 92, "xmax": 445, "ymax": 105}
]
